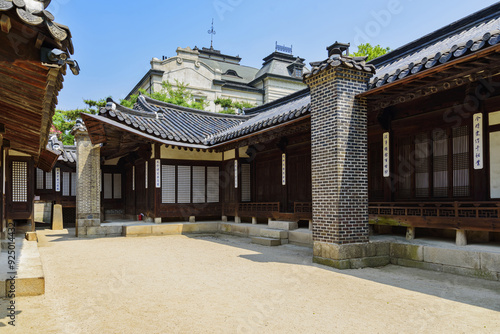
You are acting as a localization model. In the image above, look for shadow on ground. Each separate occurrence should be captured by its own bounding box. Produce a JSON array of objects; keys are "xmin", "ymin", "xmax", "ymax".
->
[{"xmin": 190, "ymin": 234, "xmax": 500, "ymax": 313}]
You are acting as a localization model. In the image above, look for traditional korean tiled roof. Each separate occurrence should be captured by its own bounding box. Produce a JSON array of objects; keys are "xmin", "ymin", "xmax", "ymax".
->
[
  {"xmin": 206, "ymin": 88, "xmax": 310, "ymax": 145},
  {"xmin": 305, "ymin": 54, "xmax": 376, "ymax": 79},
  {"xmin": 45, "ymin": 135, "xmax": 76, "ymax": 165},
  {"xmin": 90, "ymin": 88, "xmax": 311, "ymax": 149},
  {"xmin": 100, "ymin": 95, "xmax": 248, "ymax": 145},
  {"xmin": 368, "ymin": 3, "xmax": 500, "ymax": 90},
  {"xmin": 0, "ymin": 0, "xmax": 74, "ymax": 54}
]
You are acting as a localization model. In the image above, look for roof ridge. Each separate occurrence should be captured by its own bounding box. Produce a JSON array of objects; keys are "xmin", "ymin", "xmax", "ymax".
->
[
  {"xmin": 370, "ymin": 3, "xmax": 500, "ymax": 67},
  {"xmin": 142, "ymin": 95, "xmax": 250, "ymax": 120},
  {"xmin": 244, "ymin": 87, "xmax": 310, "ymax": 115}
]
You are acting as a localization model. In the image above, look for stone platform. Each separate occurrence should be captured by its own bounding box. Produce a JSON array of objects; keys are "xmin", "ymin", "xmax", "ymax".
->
[{"xmin": 0, "ymin": 237, "xmax": 44, "ymax": 297}]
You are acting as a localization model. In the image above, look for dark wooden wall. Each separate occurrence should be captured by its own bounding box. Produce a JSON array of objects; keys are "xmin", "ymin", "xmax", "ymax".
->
[
  {"xmin": 252, "ymin": 132, "xmax": 312, "ymax": 212},
  {"xmin": 367, "ymin": 80, "xmax": 500, "ymax": 203}
]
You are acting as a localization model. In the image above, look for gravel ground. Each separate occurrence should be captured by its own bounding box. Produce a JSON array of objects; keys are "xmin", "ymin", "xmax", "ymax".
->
[{"xmin": 1, "ymin": 228, "xmax": 499, "ymax": 333}]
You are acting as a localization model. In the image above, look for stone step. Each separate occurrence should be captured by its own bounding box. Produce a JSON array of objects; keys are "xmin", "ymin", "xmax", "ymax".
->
[
  {"xmin": 251, "ymin": 237, "xmax": 281, "ymax": 246},
  {"xmin": 260, "ymin": 228, "xmax": 288, "ymax": 239},
  {"xmin": 0, "ymin": 237, "xmax": 45, "ymax": 297},
  {"xmin": 268, "ymin": 220, "xmax": 298, "ymax": 230},
  {"xmin": 289, "ymin": 229, "xmax": 313, "ymax": 247}
]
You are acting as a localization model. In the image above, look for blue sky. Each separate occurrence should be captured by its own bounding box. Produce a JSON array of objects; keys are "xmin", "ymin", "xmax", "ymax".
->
[{"xmin": 54, "ymin": 0, "xmax": 499, "ymax": 110}]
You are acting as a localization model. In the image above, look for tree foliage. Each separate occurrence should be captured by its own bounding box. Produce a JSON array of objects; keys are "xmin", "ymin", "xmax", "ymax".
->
[
  {"xmin": 52, "ymin": 98, "xmax": 107, "ymax": 145},
  {"xmin": 214, "ymin": 97, "xmax": 255, "ymax": 114},
  {"xmin": 120, "ymin": 80, "xmax": 206, "ymax": 110},
  {"xmin": 351, "ymin": 43, "xmax": 391, "ymax": 61}
]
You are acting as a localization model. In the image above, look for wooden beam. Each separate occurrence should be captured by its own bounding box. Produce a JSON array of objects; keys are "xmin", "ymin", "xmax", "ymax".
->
[{"xmin": 362, "ymin": 43, "xmax": 500, "ymax": 98}]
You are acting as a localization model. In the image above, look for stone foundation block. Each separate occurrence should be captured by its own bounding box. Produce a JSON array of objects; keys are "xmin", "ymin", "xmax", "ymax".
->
[
  {"xmin": 260, "ymin": 228, "xmax": 288, "ymax": 239},
  {"xmin": 390, "ymin": 243, "xmax": 424, "ymax": 262},
  {"xmin": 313, "ymin": 241, "xmax": 390, "ymax": 269},
  {"xmin": 152, "ymin": 224, "xmax": 182, "ymax": 235},
  {"xmin": 25, "ymin": 232, "xmax": 37, "ymax": 242},
  {"xmin": 15, "ymin": 277, "xmax": 45, "ymax": 296},
  {"xmin": 289, "ymin": 230, "xmax": 313, "ymax": 246},
  {"xmin": 456, "ymin": 230, "xmax": 467, "ymax": 246},
  {"xmin": 76, "ymin": 227, "xmax": 87, "ymax": 236},
  {"xmin": 251, "ymin": 237, "xmax": 281, "ymax": 246},
  {"xmin": 480, "ymin": 252, "xmax": 500, "ymax": 272},
  {"xmin": 268, "ymin": 220, "xmax": 298, "ymax": 230},
  {"xmin": 86, "ymin": 226, "xmax": 105, "ymax": 236},
  {"xmin": 180, "ymin": 223, "xmax": 219, "ymax": 234},
  {"xmin": 124, "ymin": 225, "xmax": 152, "ymax": 236},
  {"xmin": 313, "ymin": 241, "xmax": 389, "ymax": 260},
  {"xmin": 423, "ymin": 247, "xmax": 481, "ymax": 269},
  {"xmin": 0, "ymin": 279, "xmax": 5, "ymax": 298},
  {"xmin": 77, "ymin": 219, "xmax": 101, "ymax": 227}
]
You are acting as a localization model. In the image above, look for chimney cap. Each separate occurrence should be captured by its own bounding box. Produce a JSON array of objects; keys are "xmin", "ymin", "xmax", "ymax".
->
[{"xmin": 327, "ymin": 42, "xmax": 350, "ymax": 57}]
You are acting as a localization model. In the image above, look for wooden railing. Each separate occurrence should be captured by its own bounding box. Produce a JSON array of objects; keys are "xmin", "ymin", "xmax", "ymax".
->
[
  {"xmin": 294, "ymin": 202, "xmax": 312, "ymax": 219},
  {"xmin": 238, "ymin": 202, "xmax": 280, "ymax": 217},
  {"xmin": 369, "ymin": 202, "xmax": 500, "ymax": 231},
  {"xmin": 294, "ymin": 202, "xmax": 312, "ymax": 213}
]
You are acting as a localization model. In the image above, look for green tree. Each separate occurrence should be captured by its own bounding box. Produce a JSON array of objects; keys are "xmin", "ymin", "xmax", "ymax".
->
[
  {"xmin": 214, "ymin": 97, "xmax": 255, "ymax": 114},
  {"xmin": 52, "ymin": 98, "xmax": 107, "ymax": 145},
  {"xmin": 351, "ymin": 43, "xmax": 391, "ymax": 61},
  {"xmin": 120, "ymin": 80, "xmax": 206, "ymax": 110}
]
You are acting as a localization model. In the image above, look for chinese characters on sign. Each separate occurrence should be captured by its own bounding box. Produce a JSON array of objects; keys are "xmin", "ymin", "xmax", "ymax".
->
[
  {"xmin": 383, "ymin": 132, "xmax": 390, "ymax": 177},
  {"xmin": 282, "ymin": 153, "xmax": 286, "ymax": 186},
  {"xmin": 234, "ymin": 160, "xmax": 238, "ymax": 189},
  {"xmin": 145, "ymin": 161, "xmax": 148, "ymax": 189},
  {"xmin": 473, "ymin": 113, "xmax": 483, "ymax": 170},
  {"xmin": 55, "ymin": 168, "xmax": 61, "ymax": 192},
  {"xmin": 155, "ymin": 160, "xmax": 161, "ymax": 188}
]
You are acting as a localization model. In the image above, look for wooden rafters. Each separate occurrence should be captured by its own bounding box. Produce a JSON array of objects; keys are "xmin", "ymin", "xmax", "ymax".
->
[{"xmin": 363, "ymin": 45, "xmax": 500, "ymax": 112}]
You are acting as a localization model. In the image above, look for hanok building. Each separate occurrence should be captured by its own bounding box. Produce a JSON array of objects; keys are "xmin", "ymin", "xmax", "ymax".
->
[
  {"xmin": 34, "ymin": 135, "xmax": 77, "ymax": 227},
  {"xmin": 78, "ymin": 4, "xmax": 500, "ymax": 273},
  {"xmin": 126, "ymin": 45, "xmax": 308, "ymax": 112},
  {"xmin": 0, "ymin": 0, "xmax": 78, "ymax": 237}
]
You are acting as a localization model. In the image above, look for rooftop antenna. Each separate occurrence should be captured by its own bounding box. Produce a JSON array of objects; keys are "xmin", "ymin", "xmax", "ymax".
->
[{"xmin": 208, "ymin": 18, "xmax": 216, "ymax": 50}]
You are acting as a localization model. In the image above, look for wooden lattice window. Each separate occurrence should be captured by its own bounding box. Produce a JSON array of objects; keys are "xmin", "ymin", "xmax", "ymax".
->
[
  {"xmin": 103, "ymin": 173, "xmax": 121, "ymax": 199},
  {"xmin": 394, "ymin": 125, "xmax": 471, "ymax": 200},
  {"xmin": 207, "ymin": 167, "xmax": 220, "ymax": 203},
  {"xmin": 113, "ymin": 174, "xmax": 122, "ymax": 199},
  {"xmin": 192, "ymin": 166, "xmax": 206, "ymax": 204},
  {"xmin": 161, "ymin": 165, "xmax": 176, "ymax": 204},
  {"xmin": 368, "ymin": 142, "xmax": 383, "ymax": 200},
  {"xmin": 71, "ymin": 172, "xmax": 77, "ymax": 196},
  {"xmin": 453, "ymin": 126, "xmax": 470, "ymax": 197},
  {"xmin": 177, "ymin": 166, "xmax": 191, "ymax": 204},
  {"xmin": 415, "ymin": 133, "xmax": 430, "ymax": 198},
  {"xmin": 397, "ymin": 137, "xmax": 412, "ymax": 199},
  {"xmin": 36, "ymin": 168, "xmax": 44, "ymax": 189},
  {"xmin": 433, "ymin": 131, "xmax": 448, "ymax": 198},
  {"xmin": 12, "ymin": 161, "xmax": 27, "ymax": 202},
  {"xmin": 46, "ymin": 171, "xmax": 53, "ymax": 190},
  {"xmin": 103, "ymin": 173, "xmax": 113, "ymax": 199},
  {"xmin": 241, "ymin": 164, "xmax": 251, "ymax": 202},
  {"xmin": 62, "ymin": 172, "xmax": 70, "ymax": 196}
]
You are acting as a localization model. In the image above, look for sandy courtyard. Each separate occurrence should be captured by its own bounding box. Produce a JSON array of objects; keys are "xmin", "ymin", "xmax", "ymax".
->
[{"xmin": 1, "ymin": 229, "xmax": 499, "ymax": 333}]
